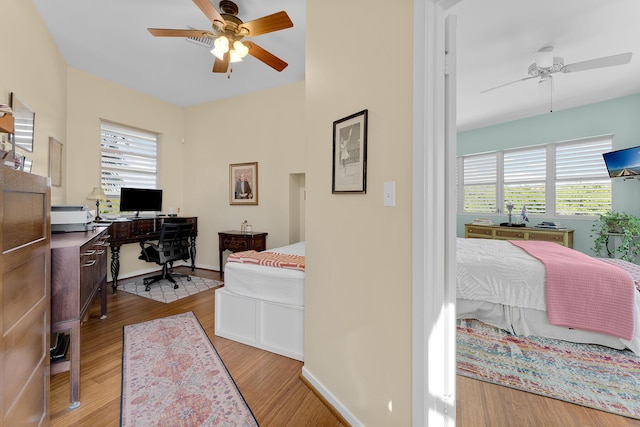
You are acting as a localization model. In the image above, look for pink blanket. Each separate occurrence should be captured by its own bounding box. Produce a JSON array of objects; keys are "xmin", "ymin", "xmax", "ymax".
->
[
  {"xmin": 509, "ymin": 240, "xmax": 635, "ymax": 340},
  {"xmin": 227, "ymin": 250, "xmax": 305, "ymax": 271}
]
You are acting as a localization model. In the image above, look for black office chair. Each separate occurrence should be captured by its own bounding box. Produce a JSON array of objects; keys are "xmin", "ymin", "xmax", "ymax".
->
[{"xmin": 138, "ymin": 223, "xmax": 193, "ymax": 291}]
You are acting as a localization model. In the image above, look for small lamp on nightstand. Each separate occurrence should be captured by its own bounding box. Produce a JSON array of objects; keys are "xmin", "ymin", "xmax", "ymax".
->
[{"xmin": 86, "ymin": 187, "xmax": 106, "ymax": 221}]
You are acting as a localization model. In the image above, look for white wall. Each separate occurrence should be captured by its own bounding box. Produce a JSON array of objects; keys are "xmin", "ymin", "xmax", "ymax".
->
[{"xmin": 304, "ymin": 0, "xmax": 414, "ymax": 424}]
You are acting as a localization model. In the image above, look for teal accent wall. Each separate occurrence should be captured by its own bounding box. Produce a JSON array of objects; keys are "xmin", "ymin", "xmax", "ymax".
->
[{"xmin": 457, "ymin": 94, "xmax": 640, "ymax": 256}]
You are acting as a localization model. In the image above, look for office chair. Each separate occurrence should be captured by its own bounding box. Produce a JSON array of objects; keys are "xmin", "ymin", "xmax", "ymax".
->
[{"xmin": 138, "ymin": 223, "xmax": 193, "ymax": 291}]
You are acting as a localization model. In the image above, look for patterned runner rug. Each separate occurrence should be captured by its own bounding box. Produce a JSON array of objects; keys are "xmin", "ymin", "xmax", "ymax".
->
[
  {"xmin": 121, "ymin": 312, "xmax": 259, "ymax": 426},
  {"xmin": 457, "ymin": 319, "xmax": 640, "ymax": 419},
  {"xmin": 118, "ymin": 275, "xmax": 223, "ymax": 303}
]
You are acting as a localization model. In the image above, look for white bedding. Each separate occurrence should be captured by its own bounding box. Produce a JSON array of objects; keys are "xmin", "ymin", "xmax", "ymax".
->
[
  {"xmin": 457, "ymin": 238, "xmax": 640, "ymax": 354},
  {"xmin": 223, "ymin": 241, "xmax": 305, "ymax": 307}
]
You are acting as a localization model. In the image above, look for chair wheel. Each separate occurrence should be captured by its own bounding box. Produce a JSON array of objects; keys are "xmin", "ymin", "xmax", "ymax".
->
[
  {"xmin": 145, "ymin": 286, "xmax": 150, "ymax": 291},
  {"xmin": 173, "ymin": 284, "xmax": 179, "ymax": 289},
  {"xmin": 187, "ymin": 276, "xmax": 192, "ymax": 281}
]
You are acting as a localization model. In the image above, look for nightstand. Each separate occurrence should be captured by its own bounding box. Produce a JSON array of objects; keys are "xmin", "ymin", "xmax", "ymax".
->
[{"xmin": 218, "ymin": 230, "xmax": 268, "ymax": 272}]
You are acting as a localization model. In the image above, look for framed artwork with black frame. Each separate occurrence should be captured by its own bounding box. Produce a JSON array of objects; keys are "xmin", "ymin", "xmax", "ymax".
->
[
  {"xmin": 229, "ymin": 162, "xmax": 258, "ymax": 205},
  {"xmin": 332, "ymin": 109, "xmax": 368, "ymax": 193}
]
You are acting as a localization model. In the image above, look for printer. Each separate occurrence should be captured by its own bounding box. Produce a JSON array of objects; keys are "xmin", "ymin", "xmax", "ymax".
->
[{"xmin": 51, "ymin": 205, "xmax": 96, "ymax": 233}]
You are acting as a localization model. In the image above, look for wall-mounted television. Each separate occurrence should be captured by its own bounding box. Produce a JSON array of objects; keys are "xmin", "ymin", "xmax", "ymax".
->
[
  {"xmin": 119, "ymin": 187, "xmax": 163, "ymax": 216},
  {"xmin": 602, "ymin": 146, "xmax": 640, "ymax": 178}
]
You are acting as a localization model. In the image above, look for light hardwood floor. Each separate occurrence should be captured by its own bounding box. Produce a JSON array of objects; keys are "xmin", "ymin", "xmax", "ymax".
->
[{"xmin": 50, "ymin": 267, "xmax": 640, "ymax": 426}]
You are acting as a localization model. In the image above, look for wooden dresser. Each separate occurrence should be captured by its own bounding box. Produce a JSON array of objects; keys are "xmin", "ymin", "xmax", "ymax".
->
[
  {"xmin": 464, "ymin": 224, "xmax": 574, "ymax": 248},
  {"xmin": 0, "ymin": 168, "xmax": 51, "ymax": 426},
  {"xmin": 51, "ymin": 226, "xmax": 109, "ymax": 409}
]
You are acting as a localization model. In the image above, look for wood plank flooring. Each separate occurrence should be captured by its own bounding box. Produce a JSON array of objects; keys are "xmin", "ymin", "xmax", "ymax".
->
[{"xmin": 50, "ymin": 267, "xmax": 640, "ymax": 426}]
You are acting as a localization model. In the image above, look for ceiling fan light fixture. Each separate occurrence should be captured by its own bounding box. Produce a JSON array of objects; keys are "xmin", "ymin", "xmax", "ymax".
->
[
  {"xmin": 233, "ymin": 41, "xmax": 249, "ymax": 58},
  {"xmin": 211, "ymin": 35, "xmax": 230, "ymax": 59},
  {"xmin": 229, "ymin": 49, "xmax": 243, "ymax": 63}
]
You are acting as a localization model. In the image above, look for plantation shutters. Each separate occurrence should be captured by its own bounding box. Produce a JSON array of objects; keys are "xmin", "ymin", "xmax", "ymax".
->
[
  {"xmin": 504, "ymin": 147, "xmax": 546, "ymax": 215},
  {"xmin": 459, "ymin": 135, "xmax": 612, "ymax": 217},
  {"xmin": 555, "ymin": 137, "xmax": 612, "ymax": 216},
  {"xmin": 100, "ymin": 122, "xmax": 159, "ymax": 213},
  {"xmin": 463, "ymin": 153, "xmax": 497, "ymax": 213}
]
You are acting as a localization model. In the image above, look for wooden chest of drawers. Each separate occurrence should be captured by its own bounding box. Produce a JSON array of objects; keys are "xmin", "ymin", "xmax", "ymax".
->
[{"xmin": 51, "ymin": 227, "xmax": 109, "ymax": 408}]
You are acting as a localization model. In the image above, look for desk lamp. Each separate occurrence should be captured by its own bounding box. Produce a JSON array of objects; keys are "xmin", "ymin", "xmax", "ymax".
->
[{"xmin": 86, "ymin": 187, "xmax": 106, "ymax": 221}]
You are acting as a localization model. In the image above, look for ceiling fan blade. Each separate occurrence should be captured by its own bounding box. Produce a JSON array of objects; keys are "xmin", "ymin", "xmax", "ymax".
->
[
  {"xmin": 562, "ymin": 52, "xmax": 632, "ymax": 73},
  {"xmin": 239, "ymin": 11, "xmax": 293, "ymax": 37},
  {"xmin": 148, "ymin": 28, "xmax": 214, "ymax": 38},
  {"xmin": 212, "ymin": 52, "xmax": 230, "ymax": 73},
  {"xmin": 192, "ymin": 0, "xmax": 225, "ymax": 26},
  {"xmin": 480, "ymin": 76, "xmax": 537, "ymax": 94},
  {"xmin": 244, "ymin": 41, "xmax": 288, "ymax": 72}
]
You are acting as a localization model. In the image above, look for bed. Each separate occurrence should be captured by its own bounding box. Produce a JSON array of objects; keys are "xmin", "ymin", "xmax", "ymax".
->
[
  {"xmin": 214, "ymin": 242, "xmax": 305, "ymax": 361},
  {"xmin": 457, "ymin": 237, "xmax": 640, "ymax": 355}
]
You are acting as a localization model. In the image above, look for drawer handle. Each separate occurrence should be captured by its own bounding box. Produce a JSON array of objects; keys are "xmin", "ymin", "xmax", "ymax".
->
[
  {"xmin": 82, "ymin": 250, "xmax": 96, "ymax": 256},
  {"xmin": 95, "ymin": 249, "xmax": 105, "ymax": 255},
  {"xmin": 81, "ymin": 260, "xmax": 97, "ymax": 267}
]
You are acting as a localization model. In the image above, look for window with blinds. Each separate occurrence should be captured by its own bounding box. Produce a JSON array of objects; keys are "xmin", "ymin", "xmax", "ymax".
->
[
  {"xmin": 100, "ymin": 122, "xmax": 159, "ymax": 214},
  {"xmin": 459, "ymin": 136, "xmax": 612, "ymax": 217},
  {"xmin": 463, "ymin": 153, "xmax": 497, "ymax": 213},
  {"xmin": 504, "ymin": 147, "xmax": 546, "ymax": 214},
  {"xmin": 555, "ymin": 138, "xmax": 611, "ymax": 216}
]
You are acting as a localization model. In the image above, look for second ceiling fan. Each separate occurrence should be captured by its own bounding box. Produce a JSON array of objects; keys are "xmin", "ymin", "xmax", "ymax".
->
[
  {"xmin": 148, "ymin": 0, "xmax": 293, "ymax": 74},
  {"xmin": 481, "ymin": 46, "xmax": 633, "ymax": 93}
]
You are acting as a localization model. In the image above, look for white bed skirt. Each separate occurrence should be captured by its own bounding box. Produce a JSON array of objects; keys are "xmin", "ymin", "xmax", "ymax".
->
[{"xmin": 215, "ymin": 288, "xmax": 304, "ymax": 361}]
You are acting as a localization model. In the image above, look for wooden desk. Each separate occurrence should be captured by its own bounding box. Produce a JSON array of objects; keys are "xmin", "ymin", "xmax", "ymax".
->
[
  {"xmin": 51, "ymin": 226, "xmax": 109, "ymax": 409},
  {"xmin": 464, "ymin": 224, "xmax": 574, "ymax": 248},
  {"xmin": 218, "ymin": 230, "xmax": 268, "ymax": 271},
  {"xmin": 100, "ymin": 217, "xmax": 197, "ymax": 292}
]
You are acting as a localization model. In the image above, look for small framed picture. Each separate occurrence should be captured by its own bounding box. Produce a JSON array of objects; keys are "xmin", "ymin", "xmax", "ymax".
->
[
  {"xmin": 332, "ymin": 109, "xmax": 368, "ymax": 193},
  {"xmin": 230, "ymin": 162, "xmax": 258, "ymax": 205}
]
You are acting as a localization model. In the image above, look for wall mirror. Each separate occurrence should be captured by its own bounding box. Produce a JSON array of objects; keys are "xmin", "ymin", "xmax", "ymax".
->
[{"xmin": 9, "ymin": 93, "xmax": 35, "ymax": 153}]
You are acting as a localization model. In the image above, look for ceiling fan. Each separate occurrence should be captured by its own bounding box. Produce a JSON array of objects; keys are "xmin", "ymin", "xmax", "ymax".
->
[
  {"xmin": 481, "ymin": 46, "xmax": 633, "ymax": 93},
  {"xmin": 148, "ymin": 0, "xmax": 293, "ymax": 74}
]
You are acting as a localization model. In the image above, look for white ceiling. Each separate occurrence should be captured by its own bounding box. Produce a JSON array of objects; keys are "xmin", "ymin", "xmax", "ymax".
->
[{"xmin": 32, "ymin": 0, "xmax": 640, "ymax": 131}]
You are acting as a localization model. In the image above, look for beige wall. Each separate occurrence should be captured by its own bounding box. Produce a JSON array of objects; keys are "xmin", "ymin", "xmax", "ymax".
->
[
  {"xmin": 305, "ymin": 0, "xmax": 414, "ymax": 424},
  {"xmin": 183, "ymin": 82, "xmax": 306, "ymax": 269},
  {"xmin": 6, "ymin": 0, "xmax": 416, "ymax": 424},
  {"xmin": 66, "ymin": 68, "xmax": 185, "ymax": 276},
  {"xmin": 1, "ymin": 0, "xmax": 67, "ymax": 204}
]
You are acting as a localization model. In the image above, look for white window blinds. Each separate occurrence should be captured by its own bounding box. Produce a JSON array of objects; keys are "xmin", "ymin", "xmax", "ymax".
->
[
  {"xmin": 504, "ymin": 147, "xmax": 546, "ymax": 214},
  {"xmin": 463, "ymin": 153, "xmax": 497, "ymax": 213},
  {"xmin": 100, "ymin": 122, "xmax": 159, "ymax": 212},
  {"xmin": 459, "ymin": 135, "xmax": 613, "ymax": 217},
  {"xmin": 555, "ymin": 137, "xmax": 611, "ymax": 216}
]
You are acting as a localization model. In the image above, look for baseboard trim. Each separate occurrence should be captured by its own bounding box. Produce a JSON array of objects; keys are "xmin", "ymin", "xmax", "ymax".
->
[{"xmin": 300, "ymin": 366, "xmax": 363, "ymax": 427}]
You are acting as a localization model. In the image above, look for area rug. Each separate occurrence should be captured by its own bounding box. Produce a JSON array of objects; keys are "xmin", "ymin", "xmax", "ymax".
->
[
  {"xmin": 118, "ymin": 275, "xmax": 223, "ymax": 303},
  {"xmin": 121, "ymin": 311, "xmax": 259, "ymax": 427},
  {"xmin": 457, "ymin": 319, "xmax": 640, "ymax": 419}
]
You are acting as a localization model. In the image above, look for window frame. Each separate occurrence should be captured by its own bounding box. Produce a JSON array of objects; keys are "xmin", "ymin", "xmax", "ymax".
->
[
  {"xmin": 99, "ymin": 121, "xmax": 160, "ymax": 215},
  {"xmin": 458, "ymin": 135, "xmax": 613, "ymax": 219}
]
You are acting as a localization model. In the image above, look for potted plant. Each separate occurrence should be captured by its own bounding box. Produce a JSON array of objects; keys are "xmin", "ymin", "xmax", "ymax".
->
[{"xmin": 591, "ymin": 211, "xmax": 640, "ymax": 261}]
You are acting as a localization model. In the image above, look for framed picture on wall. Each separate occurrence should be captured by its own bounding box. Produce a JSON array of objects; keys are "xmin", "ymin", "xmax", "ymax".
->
[
  {"xmin": 332, "ymin": 109, "xmax": 368, "ymax": 193},
  {"xmin": 49, "ymin": 137, "xmax": 63, "ymax": 186},
  {"xmin": 229, "ymin": 162, "xmax": 258, "ymax": 205}
]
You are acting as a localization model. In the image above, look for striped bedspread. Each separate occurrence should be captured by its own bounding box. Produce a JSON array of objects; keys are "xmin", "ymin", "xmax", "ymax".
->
[{"xmin": 227, "ymin": 250, "xmax": 305, "ymax": 271}]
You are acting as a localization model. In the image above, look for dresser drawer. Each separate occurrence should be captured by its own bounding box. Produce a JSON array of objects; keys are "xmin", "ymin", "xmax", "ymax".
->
[
  {"xmin": 495, "ymin": 229, "xmax": 525, "ymax": 239},
  {"xmin": 466, "ymin": 226, "xmax": 493, "ymax": 237}
]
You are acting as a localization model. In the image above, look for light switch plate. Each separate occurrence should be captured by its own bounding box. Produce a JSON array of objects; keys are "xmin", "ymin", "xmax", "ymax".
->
[{"xmin": 384, "ymin": 181, "xmax": 396, "ymax": 207}]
